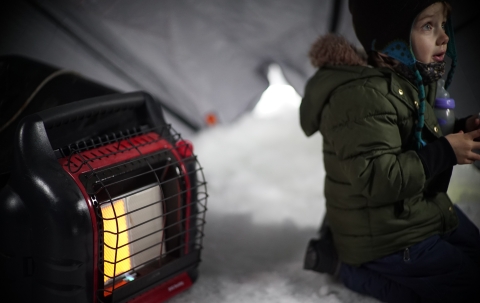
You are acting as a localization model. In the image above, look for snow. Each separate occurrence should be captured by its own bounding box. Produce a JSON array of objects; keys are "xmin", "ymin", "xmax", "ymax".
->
[
  {"xmin": 168, "ymin": 67, "xmax": 480, "ymax": 303},
  {"xmin": 169, "ymin": 105, "xmax": 380, "ymax": 303}
]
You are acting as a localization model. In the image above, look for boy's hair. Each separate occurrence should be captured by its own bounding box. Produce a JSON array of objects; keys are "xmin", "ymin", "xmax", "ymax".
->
[
  {"xmin": 368, "ymin": 52, "xmax": 400, "ymax": 70},
  {"xmin": 441, "ymin": 2, "xmax": 453, "ymax": 18}
]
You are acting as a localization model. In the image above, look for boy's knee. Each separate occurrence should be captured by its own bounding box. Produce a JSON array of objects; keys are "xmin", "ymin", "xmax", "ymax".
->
[{"xmin": 340, "ymin": 263, "xmax": 422, "ymax": 303}]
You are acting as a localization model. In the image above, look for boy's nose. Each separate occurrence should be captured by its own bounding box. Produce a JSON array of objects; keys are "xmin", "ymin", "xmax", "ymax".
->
[{"xmin": 437, "ymin": 31, "xmax": 449, "ymax": 46}]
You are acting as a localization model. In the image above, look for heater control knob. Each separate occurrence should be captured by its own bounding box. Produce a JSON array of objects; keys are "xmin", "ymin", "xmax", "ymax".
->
[{"xmin": 176, "ymin": 140, "xmax": 194, "ymax": 158}]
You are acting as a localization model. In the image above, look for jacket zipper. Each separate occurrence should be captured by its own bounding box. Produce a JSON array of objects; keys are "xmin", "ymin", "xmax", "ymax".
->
[{"xmin": 403, "ymin": 247, "xmax": 411, "ymax": 262}]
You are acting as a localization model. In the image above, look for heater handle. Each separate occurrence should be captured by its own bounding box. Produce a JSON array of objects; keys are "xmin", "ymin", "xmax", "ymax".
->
[
  {"xmin": 38, "ymin": 91, "xmax": 166, "ymax": 129},
  {"xmin": 35, "ymin": 91, "xmax": 169, "ymax": 150}
]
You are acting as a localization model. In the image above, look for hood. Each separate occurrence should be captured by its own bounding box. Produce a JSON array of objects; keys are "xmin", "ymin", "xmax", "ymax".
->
[
  {"xmin": 348, "ymin": 0, "xmax": 456, "ymax": 150},
  {"xmin": 300, "ymin": 34, "xmax": 381, "ymax": 137},
  {"xmin": 348, "ymin": 0, "xmax": 455, "ymax": 72},
  {"xmin": 308, "ymin": 34, "xmax": 366, "ymax": 68}
]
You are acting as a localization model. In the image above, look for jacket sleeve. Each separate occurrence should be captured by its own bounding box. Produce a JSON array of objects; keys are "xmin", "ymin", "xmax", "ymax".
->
[
  {"xmin": 321, "ymin": 85, "xmax": 426, "ymax": 206},
  {"xmin": 416, "ymin": 137, "xmax": 457, "ymax": 179}
]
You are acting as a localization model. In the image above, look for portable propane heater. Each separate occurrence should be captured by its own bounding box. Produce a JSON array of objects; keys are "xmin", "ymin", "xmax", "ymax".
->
[{"xmin": 0, "ymin": 92, "xmax": 208, "ymax": 303}]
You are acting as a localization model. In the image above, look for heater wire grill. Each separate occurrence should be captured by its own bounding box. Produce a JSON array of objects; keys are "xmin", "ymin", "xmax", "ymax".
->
[{"xmin": 59, "ymin": 124, "xmax": 207, "ymax": 302}]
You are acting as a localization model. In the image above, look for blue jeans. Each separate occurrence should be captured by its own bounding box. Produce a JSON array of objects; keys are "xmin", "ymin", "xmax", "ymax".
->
[{"xmin": 340, "ymin": 205, "xmax": 480, "ymax": 303}]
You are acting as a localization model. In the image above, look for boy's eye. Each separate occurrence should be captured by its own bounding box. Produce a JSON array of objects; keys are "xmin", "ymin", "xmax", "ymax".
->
[
  {"xmin": 441, "ymin": 22, "xmax": 446, "ymax": 30},
  {"xmin": 422, "ymin": 23, "xmax": 433, "ymax": 31}
]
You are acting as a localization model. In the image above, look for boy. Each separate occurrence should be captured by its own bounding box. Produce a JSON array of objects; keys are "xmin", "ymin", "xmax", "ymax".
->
[{"xmin": 300, "ymin": 1, "xmax": 480, "ymax": 302}]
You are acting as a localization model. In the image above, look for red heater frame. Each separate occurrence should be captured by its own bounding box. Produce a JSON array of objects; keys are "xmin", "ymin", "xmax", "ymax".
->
[{"xmin": 0, "ymin": 92, "xmax": 207, "ymax": 303}]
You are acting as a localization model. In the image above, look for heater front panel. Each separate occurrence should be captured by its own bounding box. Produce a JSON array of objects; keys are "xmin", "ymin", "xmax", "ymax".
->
[
  {"xmin": 59, "ymin": 131, "xmax": 201, "ymax": 303},
  {"xmin": 122, "ymin": 185, "xmax": 166, "ymax": 272}
]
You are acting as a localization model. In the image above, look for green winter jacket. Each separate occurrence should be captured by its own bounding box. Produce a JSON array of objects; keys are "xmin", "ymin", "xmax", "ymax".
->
[{"xmin": 300, "ymin": 36, "xmax": 458, "ymax": 266}]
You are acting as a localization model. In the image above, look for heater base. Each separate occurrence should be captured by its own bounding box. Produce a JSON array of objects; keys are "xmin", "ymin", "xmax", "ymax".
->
[{"xmin": 128, "ymin": 271, "xmax": 195, "ymax": 303}]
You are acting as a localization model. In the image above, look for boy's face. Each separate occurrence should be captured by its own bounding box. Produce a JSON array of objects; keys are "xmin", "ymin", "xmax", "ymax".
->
[{"xmin": 411, "ymin": 2, "xmax": 449, "ymax": 64}]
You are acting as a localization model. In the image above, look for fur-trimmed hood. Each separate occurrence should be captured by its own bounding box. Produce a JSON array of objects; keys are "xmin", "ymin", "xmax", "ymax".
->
[
  {"xmin": 309, "ymin": 34, "xmax": 367, "ymax": 68},
  {"xmin": 300, "ymin": 35, "xmax": 386, "ymax": 137}
]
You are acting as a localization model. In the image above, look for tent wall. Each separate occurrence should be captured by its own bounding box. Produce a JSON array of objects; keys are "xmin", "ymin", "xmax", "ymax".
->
[
  {"xmin": 1, "ymin": 0, "xmax": 334, "ymax": 131},
  {"xmin": 1, "ymin": 0, "xmax": 478, "ymax": 131}
]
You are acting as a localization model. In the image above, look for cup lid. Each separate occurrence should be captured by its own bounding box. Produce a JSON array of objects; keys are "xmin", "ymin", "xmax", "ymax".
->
[{"xmin": 435, "ymin": 98, "xmax": 455, "ymax": 109}]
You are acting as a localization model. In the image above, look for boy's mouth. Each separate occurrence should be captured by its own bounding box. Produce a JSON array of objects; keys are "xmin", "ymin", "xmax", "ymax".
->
[{"xmin": 433, "ymin": 52, "xmax": 446, "ymax": 62}]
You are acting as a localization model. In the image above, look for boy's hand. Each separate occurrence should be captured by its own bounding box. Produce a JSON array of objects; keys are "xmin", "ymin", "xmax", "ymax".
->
[
  {"xmin": 445, "ymin": 129, "xmax": 480, "ymax": 165},
  {"xmin": 465, "ymin": 113, "xmax": 480, "ymax": 133}
]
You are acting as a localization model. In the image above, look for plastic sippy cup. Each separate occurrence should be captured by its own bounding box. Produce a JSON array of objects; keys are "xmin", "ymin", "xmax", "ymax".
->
[{"xmin": 434, "ymin": 79, "xmax": 456, "ymax": 135}]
